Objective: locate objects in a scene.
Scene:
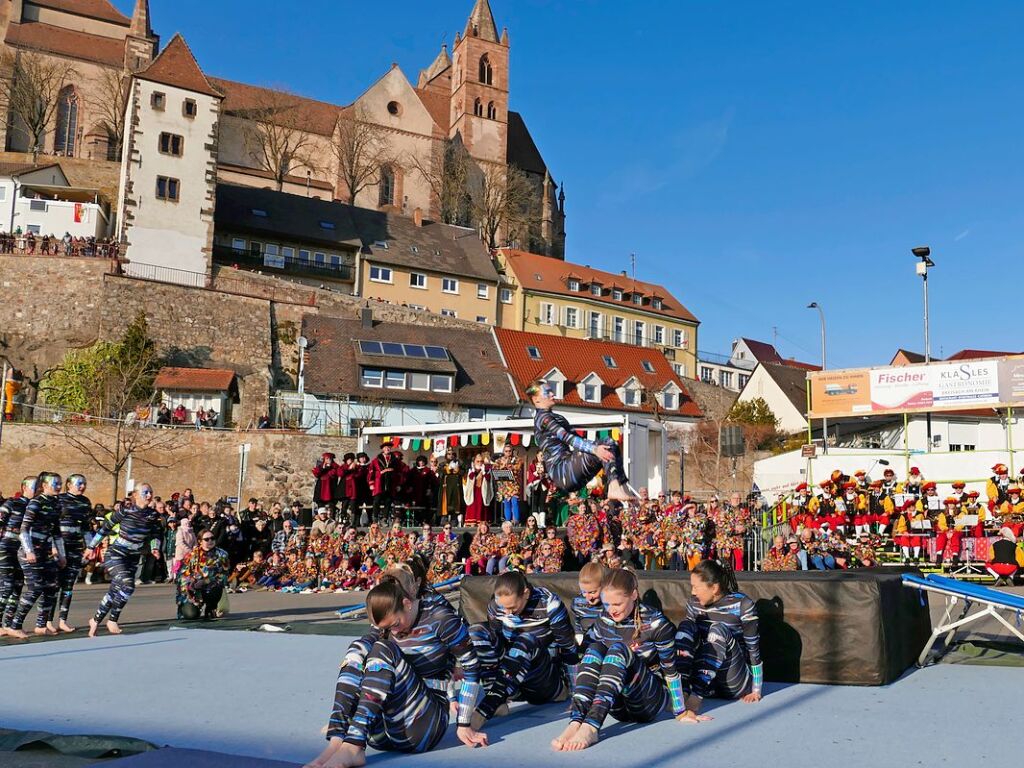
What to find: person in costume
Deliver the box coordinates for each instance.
[87,483,162,637]
[552,567,686,751]
[526,381,631,501]
[0,476,38,636]
[675,560,763,720]
[6,472,65,639]
[494,443,524,525]
[463,454,493,525]
[306,567,488,768]
[468,571,577,729]
[50,473,91,633]
[438,447,464,526]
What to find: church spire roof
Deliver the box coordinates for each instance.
[129,0,152,38]
[418,43,451,87]
[464,0,499,43]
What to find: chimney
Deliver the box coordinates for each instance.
[413,207,423,227]
[620,270,627,277]
[360,306,373,328]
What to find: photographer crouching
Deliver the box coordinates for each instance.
[176,529,231,621]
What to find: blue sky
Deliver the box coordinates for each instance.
[131,0,1024,369]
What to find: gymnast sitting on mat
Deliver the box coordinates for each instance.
[306,565,487,768]
[526,380,634,502]
[675,560,763,722]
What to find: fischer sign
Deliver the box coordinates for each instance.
[810,357,1017,418]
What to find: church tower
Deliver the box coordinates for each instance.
[449,0,508,167]
[124,0,160,72]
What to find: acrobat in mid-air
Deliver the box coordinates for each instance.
[526,380,635,502]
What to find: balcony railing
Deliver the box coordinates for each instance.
[213,245,354,282]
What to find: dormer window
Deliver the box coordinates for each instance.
[624,388,641,407]
[662,391,678,410]
[590,284,602,297]
[583,383,600,402]
[652,298,663,310]
[632,293,643,305]
[568,278,580,292]
[612,289,623,301]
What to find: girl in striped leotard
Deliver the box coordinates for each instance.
[307,566,488,768]
[675,559,763,722]
[553,568,687,752]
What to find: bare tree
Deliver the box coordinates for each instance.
[408,138,472,224]
[469,164,540,249]
[0,50,77,158]
[87,68,130,161]
[333,105,394,205]
[350,396,394,435]
[237,87,319,191]
[435,402,467,424]
[48,412,190,505]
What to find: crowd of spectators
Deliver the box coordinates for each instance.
[0,230,119,258]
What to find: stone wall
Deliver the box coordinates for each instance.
[0,423,356,506]
[0,256,490,428]
[0,256,274,425]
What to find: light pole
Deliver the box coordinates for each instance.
[808,302,827,454]
[913,246,935,449]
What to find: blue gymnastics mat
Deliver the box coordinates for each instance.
[2,628,1022,767]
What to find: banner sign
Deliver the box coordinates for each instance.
[808,355,1024,418]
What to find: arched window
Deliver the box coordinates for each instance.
[478,54,493,85]
[54,85,79,156]
[378,165,395,206]
[486,101,496,119]
[473,98,483,117]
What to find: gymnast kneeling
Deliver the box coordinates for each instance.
[305,566,487,768]
[468,571,579,728]
[553,568,687,751]
[675,560,763,723]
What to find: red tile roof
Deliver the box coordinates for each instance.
[495,328,702,418]
[500,249,699,325]
[212,77,340,136]
[4,21,126,67]
[945,349,1019,361]
[739,338,819,371]
[32,0,130,25]
[154,367,236,392]
[138,34,222,98]
[416,87,451,132]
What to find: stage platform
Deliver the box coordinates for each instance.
[1,628,1021,767]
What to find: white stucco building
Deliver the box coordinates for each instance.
[1,162,110,238]
[117,34,222,283]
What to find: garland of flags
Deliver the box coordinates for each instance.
[378,428,623,454]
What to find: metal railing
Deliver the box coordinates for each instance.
[121,260,208,288]
[213,245,355,282]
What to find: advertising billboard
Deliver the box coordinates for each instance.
[808,356,1024,418]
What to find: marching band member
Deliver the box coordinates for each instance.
[999,486,1024,537]
[893,499,925,564]
[880,467,898,499]
[868,480,894,536]
[987,463,1011,512]
[904,467,924,500]
[934,497,966,570]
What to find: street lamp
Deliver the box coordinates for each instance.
[913,246,935,449]
[808,302,827,454]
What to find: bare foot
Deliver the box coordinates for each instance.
[106,620,122,635]
[0,627,8,637]
[6,628,29,640]
[606,481,635,502]
[46,622,57,634]
[551,721,581,751]
[88,618,99,637]
[59,621,77,633]
[33,626,55,636]
[564,723,599,751]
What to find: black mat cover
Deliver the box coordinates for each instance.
[460,569,931,686]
